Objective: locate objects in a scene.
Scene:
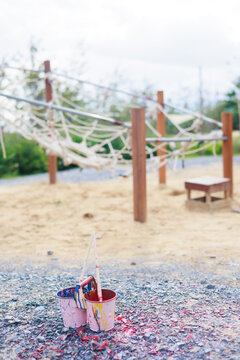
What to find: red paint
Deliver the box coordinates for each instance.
[124,328,135,336]
[82,336,89,341]
[97,340,109,350]
[59,335,68,341]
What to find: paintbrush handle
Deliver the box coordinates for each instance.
[79,233,94,283]
[93,233,102,302]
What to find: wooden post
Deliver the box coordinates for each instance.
[157,91,166,184]
[131,107,147,222]
[222,112,233,197]
[44,60,57,184]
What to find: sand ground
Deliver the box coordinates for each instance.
[0,163,239,267]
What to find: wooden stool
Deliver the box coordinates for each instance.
[185,176,231,210]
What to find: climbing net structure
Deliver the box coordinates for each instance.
[0,64,225,173]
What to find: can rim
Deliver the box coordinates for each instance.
[56,286,75,299]
[84,288,117,304]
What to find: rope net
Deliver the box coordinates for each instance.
[0,65,223,173]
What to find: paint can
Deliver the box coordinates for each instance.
[57,287,87,328]
[84,289,117,332]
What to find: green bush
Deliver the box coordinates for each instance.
[0,133,47,177]
[184,135,240,158]
[233,135,240,154]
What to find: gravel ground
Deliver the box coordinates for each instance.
[0,168,122,186]
[0,260,239,359]
[1,156,240,186]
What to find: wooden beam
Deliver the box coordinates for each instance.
[157,91,166,184]
[44,60,57,185]
[222,112,233,197]
[131,107,147,222]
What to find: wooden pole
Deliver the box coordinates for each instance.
[157,91,166,184]
[131,107,147,222]
[44,60,57,184]
[222,112,233,197]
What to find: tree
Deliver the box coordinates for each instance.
[205,78,240,130]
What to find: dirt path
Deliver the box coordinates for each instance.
[0,163,240,268]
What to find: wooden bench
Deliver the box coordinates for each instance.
[185,176,231,210]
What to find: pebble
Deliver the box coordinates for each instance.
[37,335,45,342]
[206,284,215,290]
[34,305,45,312]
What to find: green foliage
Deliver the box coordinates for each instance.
[205,79,240,131]
[183,135,240,158]
[233,134,240,154]
[0,133,47,177]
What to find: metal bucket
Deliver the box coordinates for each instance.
[84,289,117,332]
[57,287,87,328]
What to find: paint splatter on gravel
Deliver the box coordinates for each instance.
[0,261,239,359]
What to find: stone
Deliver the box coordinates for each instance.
[206,284,215,290]
[34,306,45,312]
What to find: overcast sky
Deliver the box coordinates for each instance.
[1,0,240,107]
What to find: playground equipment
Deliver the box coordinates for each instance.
[185,176,232,210]
[131,108,233,221]
[0,61,234,222]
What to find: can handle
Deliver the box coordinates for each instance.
[79,275,98,292]
[75,275,99,308]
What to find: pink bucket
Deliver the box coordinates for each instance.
[57,287,87,328]
[84,289,117,332]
